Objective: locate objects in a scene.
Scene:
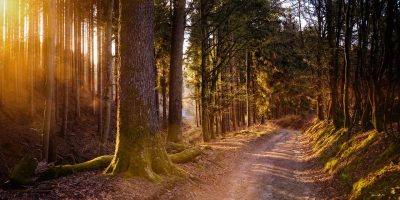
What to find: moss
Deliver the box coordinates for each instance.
[169,147,203,164]
[350,165,400,200]
[341,131,377,160]
[324,158,338,173]
[40,155,113,180]
[306,121,400,200]
[166,142,188,153]
[374,143,400,166]
[340,171,351,185]
[10,155,38,185]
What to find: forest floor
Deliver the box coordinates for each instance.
[0,122,339,200]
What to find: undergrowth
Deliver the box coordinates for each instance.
[305,121,400,200]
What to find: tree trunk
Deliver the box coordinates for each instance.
[105,0,181,180]
[168,0,186,143]
[200,0,210,142]
[246,50,252,127]
[62,0,71,137]
[343,0,353,128]
[100,0,115,154]
[43,0,57,163]
[327,0,342,127]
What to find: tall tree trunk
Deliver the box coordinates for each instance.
[246,50,252,127]
[97,27,103,137]
[167,0,186,143]
[161,65,167,128]
[43,0,57,163]
[74,8,81,119]
[105,0,180,180]
[62,0,71,137]
[200,0,210,142]
[100,0,115,154]
[326,0,342,128]
[343,0,353,128]
[0,0,4,107]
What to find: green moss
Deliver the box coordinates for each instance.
[324,158,338,172]
[340,171,351,184]
[341,131,377,159]
[374,143,400,166]
[166,142,188,153]
[306,121,400,200]
[169,147,203,164]
[350,165,400,200]
[40,155,113,180]
[10,155,38,185]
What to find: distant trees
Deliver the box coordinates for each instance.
[307,0,400,133]
[185,0,309,139]
[0,0,121,162]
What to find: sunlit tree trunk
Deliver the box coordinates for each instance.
[62,0,71,137]
[76,10,82,119]
[97,26,103,138]
[43,0,57,162]
[100,0,115,154]
[0,0,4,107]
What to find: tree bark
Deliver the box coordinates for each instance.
[43,0,57,163]
[343,0,353,128]
[100,0,115,154]
[168,0,186,143]
[200,0,210,142]
[105,0,181,180]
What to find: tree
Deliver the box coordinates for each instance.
[43,0,57,163]
[105,0,180,180]
[100,0,115,155]
[167,0,186,143]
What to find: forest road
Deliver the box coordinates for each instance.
[207,129,323,200]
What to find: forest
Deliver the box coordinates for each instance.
[0,0,399,199]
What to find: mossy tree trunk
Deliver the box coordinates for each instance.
[105,0,180,180]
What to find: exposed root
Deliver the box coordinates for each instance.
[169,147,203,164]
[34,145,203,181]
[166,142,188,153]
[39,155,113,180]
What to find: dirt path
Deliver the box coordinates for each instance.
[224,129,320,200]
[172,128,329,200]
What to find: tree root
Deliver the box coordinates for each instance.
[11,146,204,183]
[39,155,113,180]
[168,147,203,164]
[166,142,188,153]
